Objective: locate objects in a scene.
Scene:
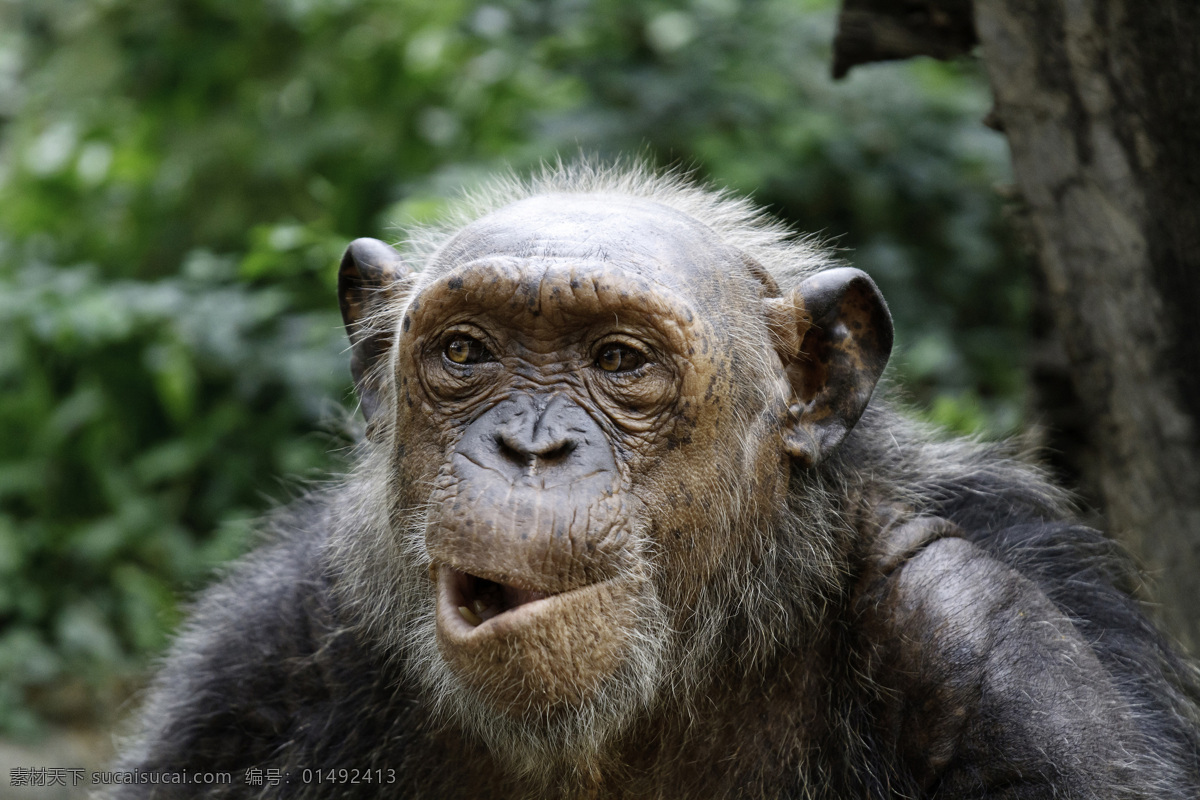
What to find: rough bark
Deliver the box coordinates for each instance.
[972,0,1200,652]
[833,0,1200,651]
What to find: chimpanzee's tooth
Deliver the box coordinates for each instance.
[458,605,482,626]
[472,599,488,616]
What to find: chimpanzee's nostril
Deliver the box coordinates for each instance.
[495,432,530,466]
[537,440,576,463]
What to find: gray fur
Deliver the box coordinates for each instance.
[104,162,1200,799]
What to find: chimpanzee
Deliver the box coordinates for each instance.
[106,163,1200,799]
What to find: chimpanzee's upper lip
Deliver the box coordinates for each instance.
[436,564,558,630]
[434,564,618,640]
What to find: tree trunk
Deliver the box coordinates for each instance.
[971,0,1200,652]
[832,0,1200,651]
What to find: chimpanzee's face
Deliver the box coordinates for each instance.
[389,195,791,715]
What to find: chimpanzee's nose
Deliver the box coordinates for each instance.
[456,393,613,482]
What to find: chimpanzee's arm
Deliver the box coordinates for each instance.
[858,519,1187,798]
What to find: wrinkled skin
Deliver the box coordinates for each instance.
[105,178,1200,800]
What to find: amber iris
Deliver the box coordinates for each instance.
[596,344,644,372]
[445,336,490,364]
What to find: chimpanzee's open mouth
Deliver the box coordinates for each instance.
[438,565,553,628]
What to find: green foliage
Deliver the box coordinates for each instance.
[0,255,351,733]
[0,0,1027,732]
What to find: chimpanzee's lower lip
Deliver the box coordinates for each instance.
[433,565,639,710]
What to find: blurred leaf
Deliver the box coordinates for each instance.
[57,603,122,664]
[113,565,177,653]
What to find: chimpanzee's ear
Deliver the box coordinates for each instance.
[338,238,413,423]
[765,268,893,467]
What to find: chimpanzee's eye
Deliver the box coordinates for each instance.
[444,335,491,365]
[595,343,646,373]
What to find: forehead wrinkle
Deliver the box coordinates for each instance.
[417,258,700,345]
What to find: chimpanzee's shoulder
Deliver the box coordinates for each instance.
[850,509,1200,797]
[111,500,414,784]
